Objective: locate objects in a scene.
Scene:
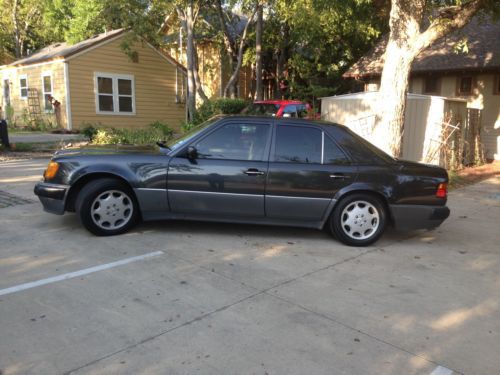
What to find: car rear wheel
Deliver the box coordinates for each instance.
[76,178,139,236]
[329,193,387,247]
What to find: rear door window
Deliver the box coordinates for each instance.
[274,126,321,163]
[323,135,350,164]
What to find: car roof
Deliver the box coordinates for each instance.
[253,100,305,105]
[217,115,344,128]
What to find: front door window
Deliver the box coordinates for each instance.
[194,123,270,161]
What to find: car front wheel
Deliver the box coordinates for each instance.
[329,193,387,247]
[76,178,139,236]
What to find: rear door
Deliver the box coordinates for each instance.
[167,119,272,218]
[265,124,357,221]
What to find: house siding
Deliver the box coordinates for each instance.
[409,73,500,160]
[68,36,186,130]
[1,61,68,128]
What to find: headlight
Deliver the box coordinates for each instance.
[44,161,59,180]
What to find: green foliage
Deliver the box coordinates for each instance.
[81,124,99,141]
[11,143,34,152]
[84,121,174,145]
[193,98,247,125]
[5,105,15,127]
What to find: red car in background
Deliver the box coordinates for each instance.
[243,100,318,119]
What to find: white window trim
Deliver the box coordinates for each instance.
[41,71,53,113]
[94,72,136,115]
[19,74,28,100]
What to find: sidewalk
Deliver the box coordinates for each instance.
[9,133,86,144]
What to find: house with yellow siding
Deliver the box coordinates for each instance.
[161,13,253,101]
[0,29,187,131]
[343,16,500,161]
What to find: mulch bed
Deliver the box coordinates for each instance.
[449,161,500,189]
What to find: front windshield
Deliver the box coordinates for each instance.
[167,118,217,152]
[243,103,280,116]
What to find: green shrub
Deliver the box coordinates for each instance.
[181,120,198,133]
[85,121,174,145]
[5,105,15,127]
[149,121,174,139]
[192,98,248,126]
[81,123,100,141]
[215,98,247,114]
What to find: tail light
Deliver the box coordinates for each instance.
[436,183,447,198]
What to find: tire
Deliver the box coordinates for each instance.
[329,193,387,247]
[75,178,139,236]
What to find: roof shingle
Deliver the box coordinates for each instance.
[344,16,500,78]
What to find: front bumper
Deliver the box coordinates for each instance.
[390,204,450,231]
[34,182,69,215]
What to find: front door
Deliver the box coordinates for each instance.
[168,120,272,218]
[266,124,357,221]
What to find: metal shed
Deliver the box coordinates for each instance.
[321,91,468,165]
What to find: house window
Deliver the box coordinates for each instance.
[42,72,53,112]
[19,74,28,99]
[423,76,440,94]
[457,76,474,96]
[95,73,135,114]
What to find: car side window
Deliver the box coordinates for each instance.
[297,105,309,118]
[194,123,270,161]
[282,105,297,117]
[323,135,350,165]
[275,126,321,163]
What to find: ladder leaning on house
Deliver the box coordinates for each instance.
[27,88,42,127]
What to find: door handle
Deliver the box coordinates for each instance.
[244,168,265,176]
[330,173,350,180]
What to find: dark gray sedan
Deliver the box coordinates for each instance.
[34,116,450,246]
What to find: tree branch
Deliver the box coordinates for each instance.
[223,5,257,97]
[416,0,485,51]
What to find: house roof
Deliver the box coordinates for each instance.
[344,16,500,78]
[3,29,127,68]
[2,29,186,73]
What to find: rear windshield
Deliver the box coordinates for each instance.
[243,103,280,116]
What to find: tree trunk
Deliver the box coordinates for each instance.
[373,42,415,156]
[12,0,21,58]
[274,23,289,99]
[177,4,200,121]
[255,4,263,101]
[374,0,485,157]
[193,41,209,103]
[223,7,256,98]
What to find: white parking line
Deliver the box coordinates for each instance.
[0,251,164,297]
[430,365,454,375]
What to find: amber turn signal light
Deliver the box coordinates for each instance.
[44,161,59,180]
[436,183,447,198]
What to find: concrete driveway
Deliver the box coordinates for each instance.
[0,158,499,375]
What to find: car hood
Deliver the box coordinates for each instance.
[53,144,165,157]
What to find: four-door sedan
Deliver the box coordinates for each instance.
[34,116,450,246]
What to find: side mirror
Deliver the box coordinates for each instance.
[186,146,198,160]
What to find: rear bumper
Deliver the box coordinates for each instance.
[389,204,450,230]
[34,182,68,215]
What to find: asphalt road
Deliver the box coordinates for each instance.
[0,158,499,375]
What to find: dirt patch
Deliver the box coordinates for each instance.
[449,161,500,189]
